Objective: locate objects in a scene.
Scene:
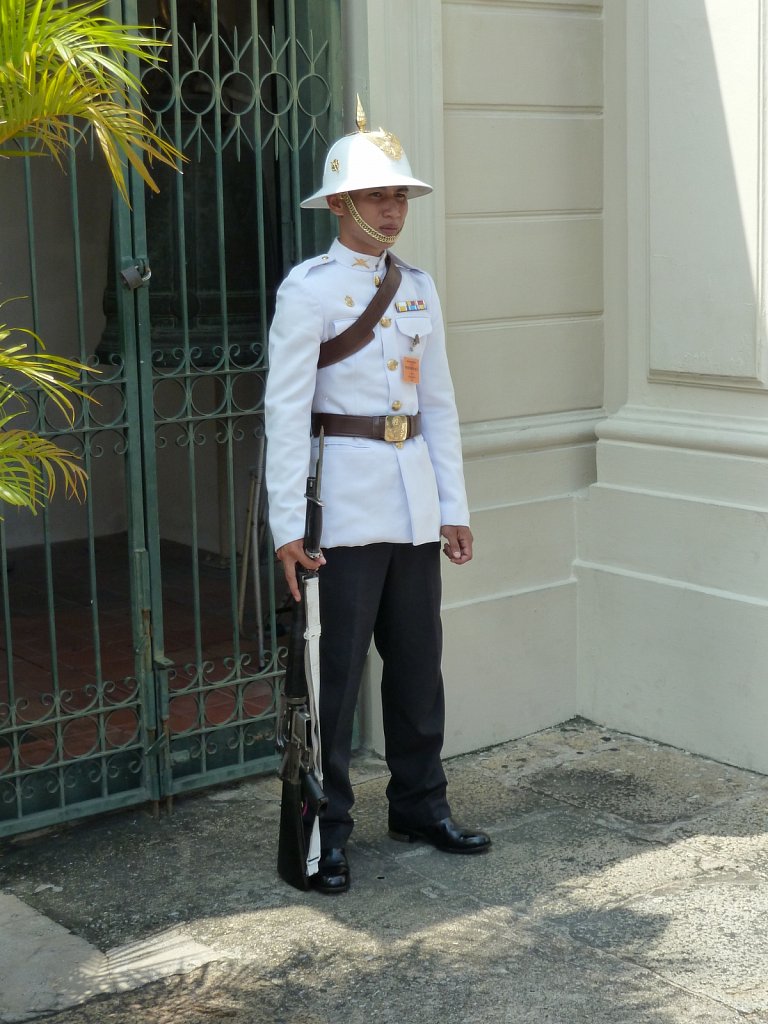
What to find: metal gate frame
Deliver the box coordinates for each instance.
[0,0,341,838]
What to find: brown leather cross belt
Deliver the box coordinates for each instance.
[311,412,422,444]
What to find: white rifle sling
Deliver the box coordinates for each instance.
[303,572,323,876]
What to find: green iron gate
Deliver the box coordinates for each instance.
[0,0,341,838]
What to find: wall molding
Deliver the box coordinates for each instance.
[442,575,575,612]
[577,558,768,609]
[596,404,768,457]
[462,408,603,458]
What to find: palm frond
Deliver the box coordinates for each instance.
[0,343,93,421]
[0,301,96,514]
[0,426,87,513]
[0,304,96,421]
[12,0,160,88]
[0,0,184,200]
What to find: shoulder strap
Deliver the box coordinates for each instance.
[317,254,402,369]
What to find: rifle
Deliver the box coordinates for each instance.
[276,433,327,889]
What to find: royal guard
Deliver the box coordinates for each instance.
[266,101,490,894]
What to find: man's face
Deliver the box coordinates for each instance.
[328,186,409,255]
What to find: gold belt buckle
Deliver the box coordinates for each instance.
[384,415,408,443]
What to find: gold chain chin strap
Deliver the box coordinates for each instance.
[341,192,401,245]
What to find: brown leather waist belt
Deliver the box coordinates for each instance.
[311,412,422,444]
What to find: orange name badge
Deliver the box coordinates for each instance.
[402,355,420,384]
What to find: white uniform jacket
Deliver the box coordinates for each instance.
[265,239,469,551]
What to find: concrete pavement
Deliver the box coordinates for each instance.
[2,717,768,1023]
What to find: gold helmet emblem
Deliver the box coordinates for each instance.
[356,96,403,162]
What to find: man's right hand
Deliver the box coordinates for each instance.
[276,539,327,602]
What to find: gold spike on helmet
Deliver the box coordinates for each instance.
[300,97,432,209]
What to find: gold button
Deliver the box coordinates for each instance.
[387,359,399,371]
[374,274,381,287]
[380,316,391,328]
[391,400,402,411]
[345,295,354,307]
[395,442,404,449]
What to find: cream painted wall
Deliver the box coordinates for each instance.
[356,0,605,757]
[442,0,604,754]
[579,0,768,774]
[350,0,768,776]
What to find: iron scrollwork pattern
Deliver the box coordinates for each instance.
[0,0,341,836]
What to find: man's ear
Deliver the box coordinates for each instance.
[326,194,344,218]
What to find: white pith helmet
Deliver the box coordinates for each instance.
[300,98,432,209]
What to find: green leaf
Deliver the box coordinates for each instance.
[0,0,184,201]
[0,427,88,514]
[0,300,97,514]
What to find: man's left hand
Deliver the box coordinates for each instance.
[441,525,473,565]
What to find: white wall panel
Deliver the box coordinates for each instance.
[443,4,602,108]
[578,565,768,774]
[518,0,602,6]
[445,112,603,216]
[441,585,578,757]
[647,0,764,383]
[446,217,603,322]
[580,485,768,601]
[442,498,577,607]
[597,442,768,511]
[464,444,597,510]
[450,318,603,421]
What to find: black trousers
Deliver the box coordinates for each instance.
[318,542,450,847]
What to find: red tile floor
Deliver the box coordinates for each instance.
[0,534,282,773]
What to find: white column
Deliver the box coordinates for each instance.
[341,0,447,290]
[582,0,768,773]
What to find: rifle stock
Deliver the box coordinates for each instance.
[277,697,325,888]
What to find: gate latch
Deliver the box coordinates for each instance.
[145,731,168,758]
[120,260,152,291]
